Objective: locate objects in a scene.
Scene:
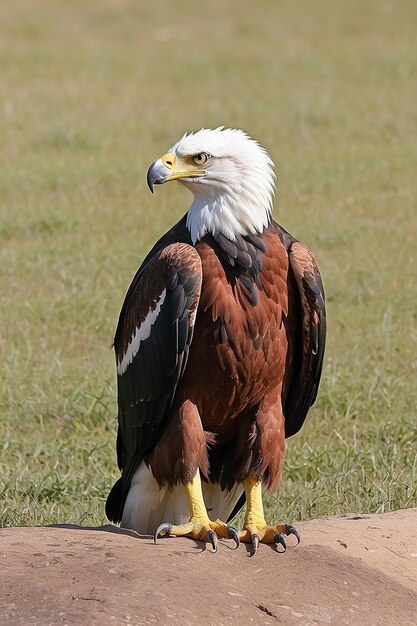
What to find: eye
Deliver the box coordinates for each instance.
[193,152,210,165]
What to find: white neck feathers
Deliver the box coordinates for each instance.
[186,177,274,244]
[172,128,276,244]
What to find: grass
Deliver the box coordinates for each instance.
[1,0,416,528]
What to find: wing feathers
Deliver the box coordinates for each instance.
[106,243,202,523]
[117,288,167,375]
[284,240,326,438]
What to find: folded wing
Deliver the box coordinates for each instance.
[106,243,202,522]
[283,240,327,438]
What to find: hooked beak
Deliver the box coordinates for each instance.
[146,152,207,193]
[146,158,172,193]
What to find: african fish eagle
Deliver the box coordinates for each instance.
[106,127,326,553]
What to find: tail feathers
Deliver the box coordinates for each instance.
[203,481,244,523]
[120,462,245,534]
[121,463,189,534]
[105,477,123,523]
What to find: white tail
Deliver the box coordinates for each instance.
[121,462,244,534]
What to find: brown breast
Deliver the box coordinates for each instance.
[176,231,290,438]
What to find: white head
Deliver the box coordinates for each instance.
[146,127,276,244]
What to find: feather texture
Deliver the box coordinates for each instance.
[106,128,326,533]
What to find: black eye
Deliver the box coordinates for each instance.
[193,152,210,165]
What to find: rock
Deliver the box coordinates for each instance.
[0,509,416,625]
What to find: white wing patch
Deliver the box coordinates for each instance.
[117,288,167,375]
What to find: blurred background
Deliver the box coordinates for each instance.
[1,0,416,526]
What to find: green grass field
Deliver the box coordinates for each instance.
[1,0,416,528]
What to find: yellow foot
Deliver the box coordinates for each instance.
[239,523,300,553]
[154,518,240,552]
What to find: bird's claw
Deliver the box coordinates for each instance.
[153,519,236,552]
[274,532,287,551]
[207,529,218,553]
[239,521,301,554]
[154,522,173,543]
[284,523,301,545]
[251,533,260,554]
[227,525,240,549]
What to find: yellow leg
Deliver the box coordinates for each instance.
[239,477,300,553]
[154,470,239,551]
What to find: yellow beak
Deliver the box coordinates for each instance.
[147,152,207,192]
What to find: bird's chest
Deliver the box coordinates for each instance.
[182,236,289,428]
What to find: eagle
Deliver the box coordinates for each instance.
[106,127,326,553]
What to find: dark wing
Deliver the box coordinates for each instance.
[283,240,326,438]
[105,242,202,523]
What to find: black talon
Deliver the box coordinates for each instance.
[251,533,259,555]
[227,525,240,549]
[274,532,287,552]
[154,522,173,544]
[284,524,301,545]
[207,530,218,553]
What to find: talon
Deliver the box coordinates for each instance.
[154,522,172,544]
[285,524,301,545]
[227,525,240,549]
[274,532,287,552]
[251,533,260,555]
[207,529,218,553]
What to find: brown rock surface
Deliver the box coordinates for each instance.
[0,509,416,625]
